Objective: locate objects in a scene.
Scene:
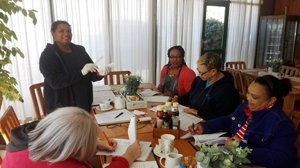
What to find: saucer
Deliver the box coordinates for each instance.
[96,105,113,111]
[153,144,178,158]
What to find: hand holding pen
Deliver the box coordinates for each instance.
[188,123,203,135]
[98,132,117,151]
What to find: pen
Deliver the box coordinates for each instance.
[192,123,196,133]
[114,112,124,119]
[103,132,113,147]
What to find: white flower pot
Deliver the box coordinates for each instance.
[272,72,279,76]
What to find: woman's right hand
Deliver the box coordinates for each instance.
[157,84,164,93]
[81,63,98,76]
[121,140,142,166]
[188,124,203,135]
[171,95,178,103]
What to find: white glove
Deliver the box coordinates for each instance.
[97,66,112,76]
[81,63,98,76]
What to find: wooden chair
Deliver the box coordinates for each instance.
[0,106,20,144]
[226,68,246,103]
[242,73,256,95]
[104,71,131,85]
[225,61,247,69]
[290,110,300,155]
[280,65,298,76]
[294,65,300,77]
[29,82,45,120]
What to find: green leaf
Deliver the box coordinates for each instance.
[4,34,12,41]
[21,9,27,16]
[11,30,17,40]
[28,10,35,19]
[2,37,6,45]
[12,48,17,56]
[33,18,37,25]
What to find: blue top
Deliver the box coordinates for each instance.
[200,102,299,168]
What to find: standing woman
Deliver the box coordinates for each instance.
[158,46,196,97]
[39,20,111,114]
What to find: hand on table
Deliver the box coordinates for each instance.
[169,95,178,103]
[121,140,142,165]
[97,66,112,76]
[97,138,117,151]
[188,123,203,135]
[157,84,164,93]
[183,108,198,116]
[164,91,173,97]
[225,136,241,150]
[81,63,98,76]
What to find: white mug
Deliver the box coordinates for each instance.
[159,134,175,154]
[160,153,183,168]
[99,101,110,110]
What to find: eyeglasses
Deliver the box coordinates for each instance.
[169,56,182,59]
[199,69,211,76]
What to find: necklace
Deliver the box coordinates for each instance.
[168,67,181,77]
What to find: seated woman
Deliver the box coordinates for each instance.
[189,75,299,167]
[158,46,196,97]
[171,52,239,120]
[2,107,141,168]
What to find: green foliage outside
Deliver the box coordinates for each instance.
[0,0,37,102]
[204,18,224,50]
[124,75,142,95]
[195,141,252,168]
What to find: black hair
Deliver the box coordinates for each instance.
[51,20,71,32]
[254,75,292,101]
[166,45,187,66]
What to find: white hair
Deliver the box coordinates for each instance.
[28,107,97,163]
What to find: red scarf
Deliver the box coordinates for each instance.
[236,103,275,140]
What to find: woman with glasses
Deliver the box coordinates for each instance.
[158,46,196,97]
[171,52,239,120]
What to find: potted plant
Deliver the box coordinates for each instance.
[0,0,37,107]
[195,141,252,168]
[124,75,142,101]
[271,58,283,76]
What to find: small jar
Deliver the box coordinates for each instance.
[162,108,169,123]
[156,105,164,119]
[165,102,172,118]
[172,102,179,116]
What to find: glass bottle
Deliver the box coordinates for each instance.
[171,102,179,116]
[156,105,164,119]
[165,102,172,118]
[162,108,169,129]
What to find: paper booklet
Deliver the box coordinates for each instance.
[95,56,115,69]
[181,132,228,145]
[94,109,135,126]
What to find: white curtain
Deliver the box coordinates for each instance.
[155,0,204,85]
[225,0,260,68]
[0,0,52,122]
[52,0,155,84]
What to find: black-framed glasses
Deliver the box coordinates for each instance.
[199,69,211,76]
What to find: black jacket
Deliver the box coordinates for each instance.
[39,42,102,114]
[178,71,239,120]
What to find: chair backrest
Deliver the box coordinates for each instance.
[225,61,247,69]
[295,65,300,77]
[0,106,20,144]
[104,71,131,85]
[226,68,245,94]
[280,65,298,76]
[29,82,45,120]
[241,73,257,95]
[290,110,300,155]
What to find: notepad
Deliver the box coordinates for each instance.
[94,109,135,125]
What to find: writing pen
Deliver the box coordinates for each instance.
[103,132,113,147]
[114,112,124,119]
[192,123,196,133]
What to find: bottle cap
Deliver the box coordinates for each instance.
[165,102,171,107]
[173,102,179,107]
[163,108,168,112]
[157,105,164,111]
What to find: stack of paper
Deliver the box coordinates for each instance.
[95,109,135,126]
[139,89,161,97]
[181,132,228,145]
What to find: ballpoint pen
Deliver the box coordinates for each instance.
[192,123,196,133]
[114,112,124,119]
[103,132,113,147]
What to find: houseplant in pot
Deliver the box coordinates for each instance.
[124,75,142,101]
[271,58,283,76]
[195,141,252,168]
[0,0,37,107]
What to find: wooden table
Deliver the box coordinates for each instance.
[91,83,196,167]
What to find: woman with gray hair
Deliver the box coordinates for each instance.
[2,107,141,168]
[171,52,239,120]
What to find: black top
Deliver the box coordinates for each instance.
[39,42,103,114]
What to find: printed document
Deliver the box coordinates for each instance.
[92,90,115,105]
[94,109,135,125]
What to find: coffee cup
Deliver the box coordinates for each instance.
[99,101,110,110]
[159,134,175,154]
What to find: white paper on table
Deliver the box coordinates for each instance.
[128,115,137,143]
[92,90,115,105]
[94,109,135,125]
[103,161,158,168]
[193,132,227,143]
[93,85,111,91]
[293,85,300,90]
[139,89,161,97]
[179,112,203,131]
[142,96,169,102]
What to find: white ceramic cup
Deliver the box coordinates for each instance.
[160,153,183,168]
[99,101,110,110]
[159,134,175,154]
